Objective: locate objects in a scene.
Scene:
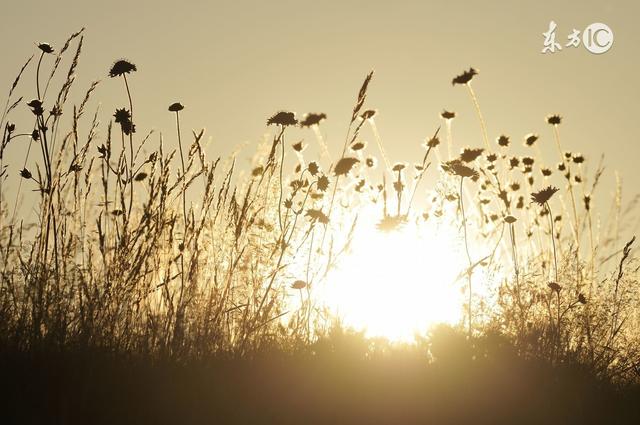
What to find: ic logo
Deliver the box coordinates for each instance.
[542,21,614,55]
[582,23,614,54]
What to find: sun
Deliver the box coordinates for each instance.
[317,210,466,342]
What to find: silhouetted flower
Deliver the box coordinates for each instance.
[291,280,307,290]
[109,60,137,78]
[37,43,54,54]
[442,159,479,179]
[426,136,440,148]
[510,182,521,191]
[541,168,552,177]
[557,162,566,171]
[365,156,377,168]
[452,67,478,85]
[113,108,135,135]
[267,111,297,127]
[300,112,326,127]
[317,175,330,192]
[522,157,534,166]
[19,168,32,179]
[31,129,40,141]
[578,293,587,304]
[360,109,377,120]
[350,141,366,151]
[441,110,456,120]
[486,153,498,162]
[572,154,584,164]
[306,208,329,225]
[292,141,305,152]
[524,133,538,146]
[168,102,184,112]
[308,161,319,176]
[459,148,483,162]
[531,186,559,206]
[546,114,562,125]
[114,108,131,124]
[392,163,406,172]
[509,157,520,169]
[27,99,44,116]
[497,135,510,147]
[334,157,359,176]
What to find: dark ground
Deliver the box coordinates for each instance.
[1,331,639,425]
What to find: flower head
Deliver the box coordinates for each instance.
[300,112,327,127]
[531,186,559,206]
[392,163,406,172]
[37,43,54,54]
[442,159,479,179]
[317,175,330,192]
[267,111,297,127]
[113,108,135,135]
[19,168,32,179]
[452,67,478,85]
[292,141,305,152]
[459,147,484,163]
[441,110,456,120]
[350,141,366,151]
[497,135,510,147]
[27,99,44,116]
[109,59,137,78]
[360,109,377,120]
[308,161,319,176]
[546,114,562,125]
[114,108,131,124]
[168,102,184,112]
[425,136,440,148]
[524,133,538,146]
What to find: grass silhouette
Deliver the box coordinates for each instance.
[0,31,639,423]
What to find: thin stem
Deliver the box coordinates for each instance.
[122,74,135,218]
[466,84,490,151]
[36,52,44,100]
[459,176,473,337]
[370,119,392,173]
[552,125,579,245]
[175,111,187,229]
[546,202,558,282]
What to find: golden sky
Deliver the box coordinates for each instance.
[1,0,638,229]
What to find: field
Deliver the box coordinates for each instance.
[0,30,639,424]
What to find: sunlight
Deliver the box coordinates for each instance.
[319,211,465,342]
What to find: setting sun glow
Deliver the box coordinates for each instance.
[319,212,465,342]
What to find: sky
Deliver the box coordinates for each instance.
[1,0,639,231]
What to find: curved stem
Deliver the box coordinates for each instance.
[36,52,44,100]
[546,202,558,282]
[466,84,490,151]
[460,176,473,336]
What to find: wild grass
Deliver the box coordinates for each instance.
[0,30,639,401]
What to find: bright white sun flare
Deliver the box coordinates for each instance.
[318,212,466,342]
